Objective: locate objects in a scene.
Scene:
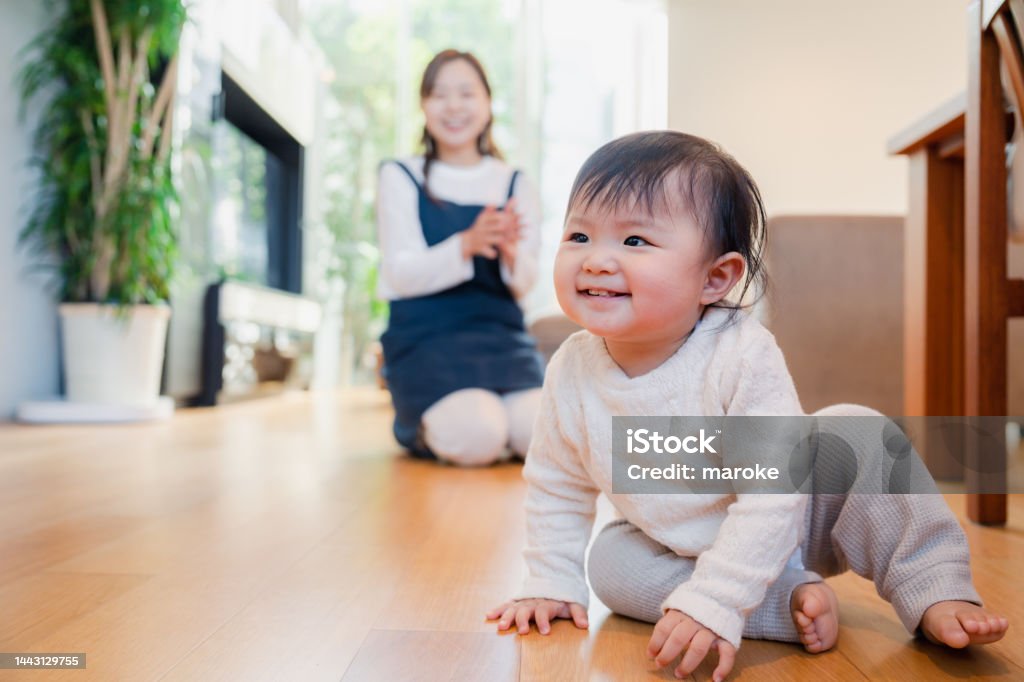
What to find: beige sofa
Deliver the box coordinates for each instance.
[765,214,1024,417]
[764,215,905,415]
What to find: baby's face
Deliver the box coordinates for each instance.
[554,195,713,347]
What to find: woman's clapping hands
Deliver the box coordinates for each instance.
[461,198,522,261]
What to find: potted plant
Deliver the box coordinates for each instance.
[19,0,187,406]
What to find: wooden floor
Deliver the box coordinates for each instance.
[0,387,1021,681]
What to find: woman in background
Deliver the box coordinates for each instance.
[376,49,544,465]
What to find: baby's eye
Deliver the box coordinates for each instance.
[567,232,589,243]
[624,235,649,247]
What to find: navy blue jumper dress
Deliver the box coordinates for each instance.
[380,161,545,458]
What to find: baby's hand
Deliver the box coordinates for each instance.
[486,598,588,635]
[648,609,736,681]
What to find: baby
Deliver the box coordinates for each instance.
[487,131,1008,680]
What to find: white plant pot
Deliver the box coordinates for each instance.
[59,303,171,406]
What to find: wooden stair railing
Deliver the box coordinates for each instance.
[965,0,1024,524]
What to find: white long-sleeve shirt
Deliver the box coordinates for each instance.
[375,155,541,301]
[516,307,808,649]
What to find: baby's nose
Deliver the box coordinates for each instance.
[582,250,619,274]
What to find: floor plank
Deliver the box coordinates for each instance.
[160,542,400,682]
[341,630,519,682]
[0,572,150,653]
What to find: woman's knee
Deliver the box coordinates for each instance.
[422,389,509,466]
[503,388,542,456]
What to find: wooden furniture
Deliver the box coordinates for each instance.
[891,0,1024,525]
[965,0,1024,524]
[888,98,974,487]
[888,94,966,428]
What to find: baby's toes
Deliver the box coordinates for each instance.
[794,611,813,628]
[959,616,981,634]
[938,615,970,648]
[806,640,825,653]
[963,614,990,636]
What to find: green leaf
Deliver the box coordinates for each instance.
[17,0,187,307]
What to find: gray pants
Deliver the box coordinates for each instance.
[587,404,982,643]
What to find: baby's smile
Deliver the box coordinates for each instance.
[581,287,629,298]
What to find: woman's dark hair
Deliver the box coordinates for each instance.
[566,131,768,320]
[419,49,503,197]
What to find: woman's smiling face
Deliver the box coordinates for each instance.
[421,58,491,159]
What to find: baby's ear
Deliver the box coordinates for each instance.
[700,252,745,305]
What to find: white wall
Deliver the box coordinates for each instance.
[668,0,966,215]
[0,3,58,418]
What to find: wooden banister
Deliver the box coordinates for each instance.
[992,10,1024,112]
[966,0,1014,524]
[983,0,1010,30]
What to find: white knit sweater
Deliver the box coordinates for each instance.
[516,307,807,648]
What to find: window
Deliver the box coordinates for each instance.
[211,121,270,284]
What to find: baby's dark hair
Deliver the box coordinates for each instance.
[566,131,768,319]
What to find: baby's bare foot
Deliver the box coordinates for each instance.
[920,601,1009,648]
[791,582,840,653]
